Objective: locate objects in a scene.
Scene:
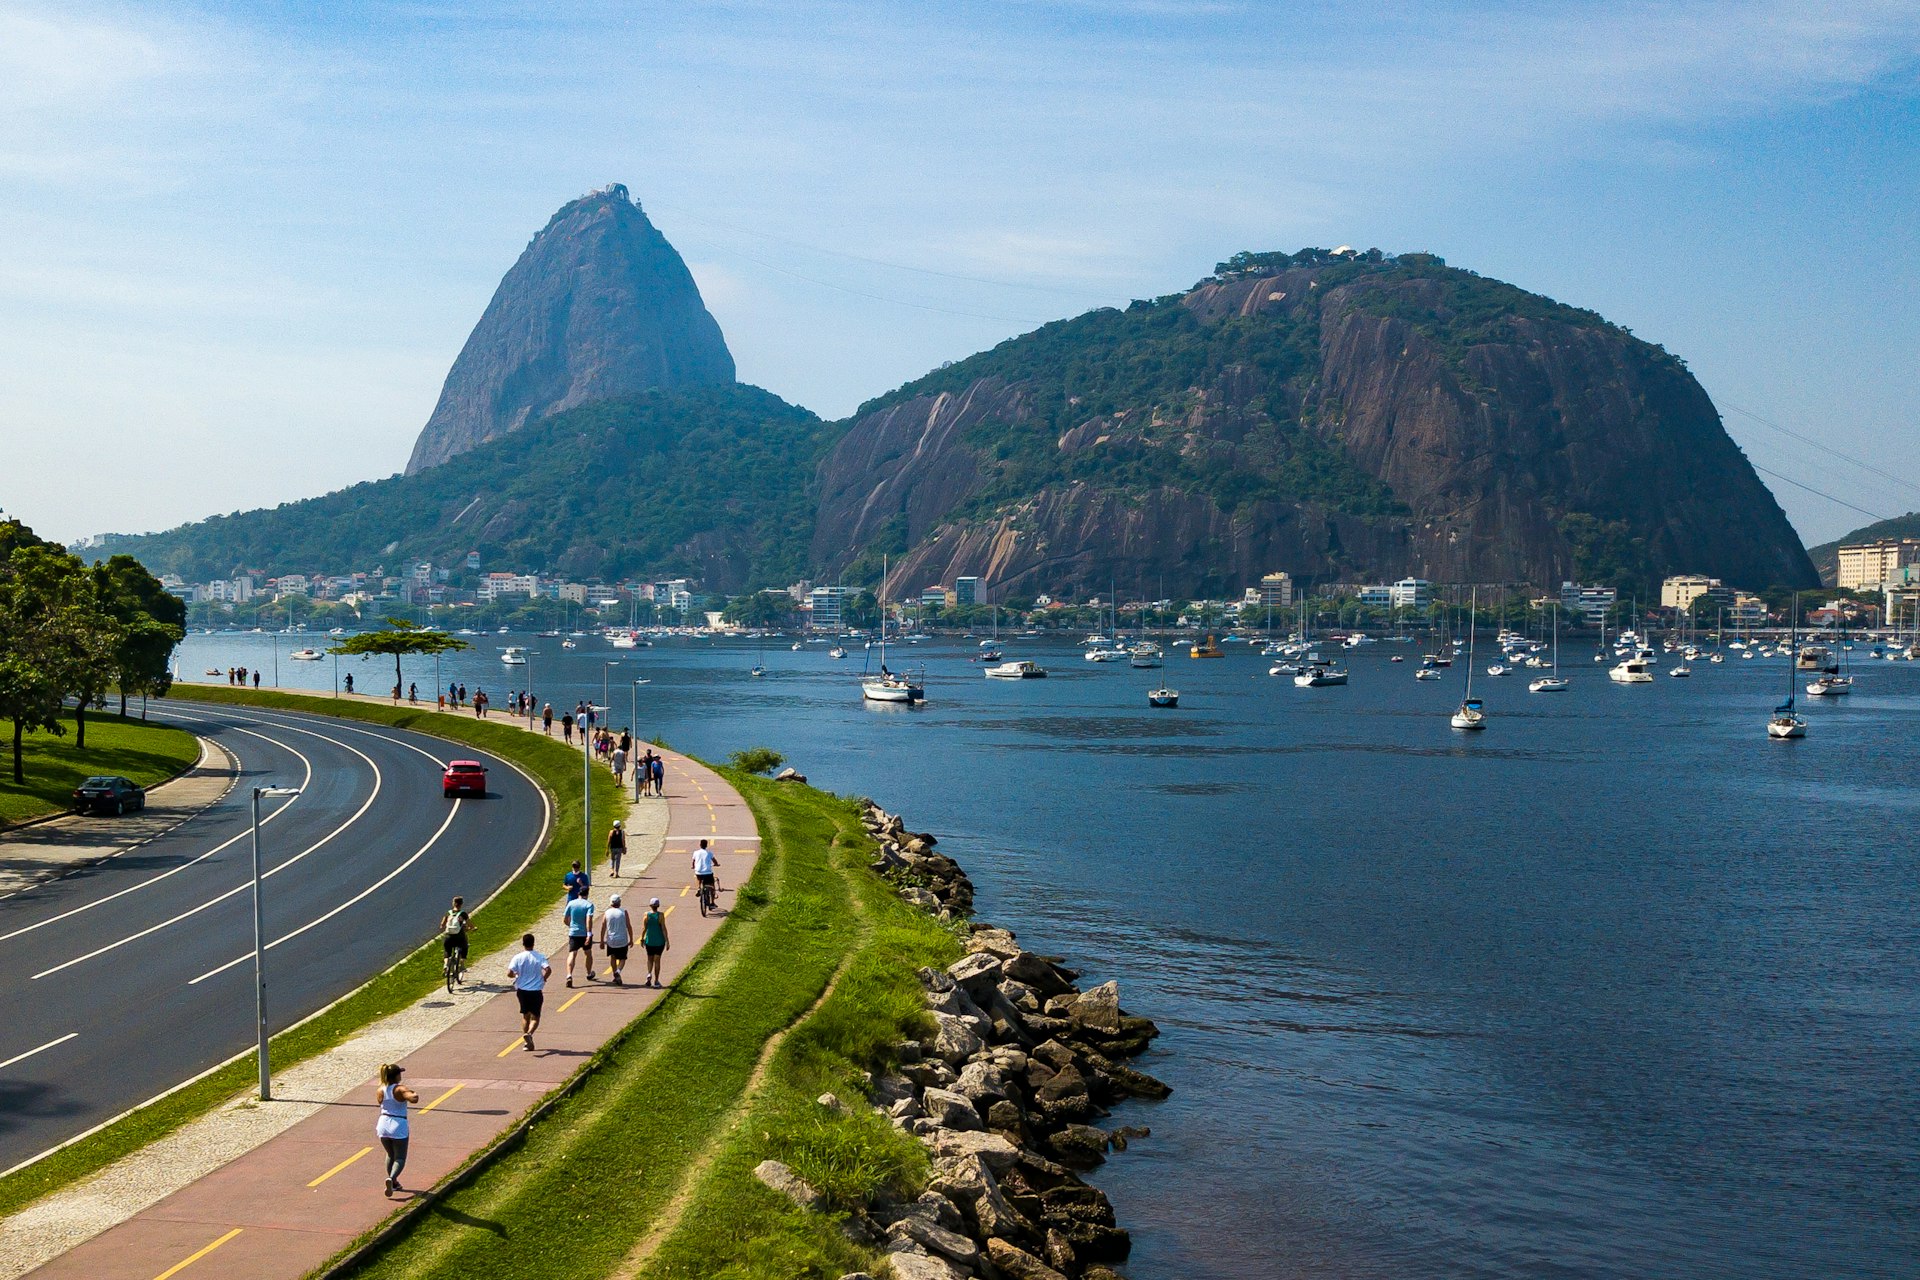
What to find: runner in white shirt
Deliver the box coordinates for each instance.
[506,933,551,1051]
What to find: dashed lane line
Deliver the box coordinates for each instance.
[0,1031,79,1072]
[151,1227,241,1280]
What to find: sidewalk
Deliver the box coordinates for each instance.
[9,697,759,1280]
[0,735,237,898]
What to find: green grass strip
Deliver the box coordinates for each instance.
[0,686,619,1221]
[0,711,200,826]
[331,776,963,1280]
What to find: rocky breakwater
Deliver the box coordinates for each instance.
[860,801,1170,1280]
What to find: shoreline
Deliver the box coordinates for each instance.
[853,800,1169,1280]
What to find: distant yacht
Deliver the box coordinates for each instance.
[501,646,528,666]
[985,659,1047,679]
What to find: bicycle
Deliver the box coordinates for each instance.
[444,942,466,993]
[697,877,719,917]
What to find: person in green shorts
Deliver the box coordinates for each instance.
[641,896,669,988]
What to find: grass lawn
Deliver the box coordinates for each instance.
[334,773,961,1280]
[0,687,621,1221]
[0,711,200,827]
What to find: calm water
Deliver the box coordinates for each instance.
[178,631,1920,1279]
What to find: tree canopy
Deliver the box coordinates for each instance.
[329,618,472,699]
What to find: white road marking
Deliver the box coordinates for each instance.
[188,797,464,985]
[29,725,384,981]
[0,1031,79,1072]
[0,725,311,944]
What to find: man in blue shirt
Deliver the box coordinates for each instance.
[563,892,596,986]
[563,861,590,901]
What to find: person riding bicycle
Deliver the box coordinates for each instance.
[441,896,472,970]
[691,839,719,907]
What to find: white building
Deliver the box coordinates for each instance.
[1836,539,1920,591]
[1257,572,1294,607]
[1390,577,1432,610]
[1661,574,1730,611]
[808,585,846,631]
[1560,581,1617,625]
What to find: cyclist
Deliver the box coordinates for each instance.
[691,839,719,913]
[440,896,472,984]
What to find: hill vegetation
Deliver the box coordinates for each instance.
[101,385,832,591]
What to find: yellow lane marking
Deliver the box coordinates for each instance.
[306,1146,372,1188]
[557,990,586,1013]
[664,905,675,916]
[497,1037,524,1058]
[420,1083,464,1113]
[679,884,689,897]
[154,1228,242,1279]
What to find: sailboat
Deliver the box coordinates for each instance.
[750,630,766,678]
[1452,589,1488,729]
[1769,594,1807,738]
[1529,609,1569,692]
[861,558,924,704]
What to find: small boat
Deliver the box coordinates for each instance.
[1451,589,1487,728]
[328,627,346,636]
[1609,651,1655,684]
[1415,668,1443,681]
[1128,643,1162,669]
[1528,676,1570,692]
[1147,687,1179,708]
[985,659,1047,679]
[750,665,766,678]
[1269,661,1302,676]
[1294,665,1348,687]
[1806,674,1852,696]
[975,646,1004,662]
[829,646,847,659]
[1451,697,1487,730]
[1668,663,1691,678]
[561,639,578,650]
[1084,646,1127,662]
[1486,664,1509,677]
[203,668,223,676]
[288,648,323,661]
[791,641,803,650]
[1190,636,1224,659]
[1389,654,1404,663]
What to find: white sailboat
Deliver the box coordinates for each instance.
[1451,589,1488,729]
[1529,609,1569,692]
[1769,595,1807,738]
[861,558,923,703]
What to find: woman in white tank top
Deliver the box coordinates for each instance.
[374,1062,419,1197]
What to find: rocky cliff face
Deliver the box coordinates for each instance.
[814,254,1816,598]
[405,184,734,474]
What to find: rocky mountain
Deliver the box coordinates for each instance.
[814,249,1818,599]
[105,385,829,591]
[405,184,735,474]
[1807,513,1920,585]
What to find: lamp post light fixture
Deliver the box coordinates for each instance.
[250,785,302,1101]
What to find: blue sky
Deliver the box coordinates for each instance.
[2,0,1916,548]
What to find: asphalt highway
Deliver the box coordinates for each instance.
[0,700,549,1173]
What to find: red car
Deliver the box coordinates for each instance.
[442,760,487,798]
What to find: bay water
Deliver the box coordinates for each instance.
[177,631,1920,1278]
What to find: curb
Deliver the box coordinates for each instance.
[0,727,222,838]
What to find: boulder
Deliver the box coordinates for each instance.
[899,887,941,912]
[946,952,1005,1003]
[954,1061,1009,1106]
[932,1013,986,1065]
[753,1159,825,1211]
[985,1238,1070,1280]
[931,1128,1021,1173]
[1005,951,1074,996]
[966,927,1022,960]
[1067,981,1123,1032]
[883,1248,965,1280]
[1047,1124,1110,1167]
[773,767,807,783]
[921,1087,982,1131]
[1044,1228,1077,1273]
[887,1216,979,1266]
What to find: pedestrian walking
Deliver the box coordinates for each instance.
[651,753,665,797]
[409,682,418,703]
[344,672,354,694]
[474,690,487,718]
[226,666,235,685]
[507,934,551,1051]
[561,711,574,743]
[563,891,595,985]
[252,670,261,688]
[599,894,633,986]
[641,896,668,987]
[563,859,590,901]
[611,743,627,784]
[543,703,553,735]
[618,729,632,756]
[374,1063,419,1197]
[607,821,625,877]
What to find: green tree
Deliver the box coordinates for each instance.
[91,554,187,718]
[721,592,798,628]
[0,543,121,779]
[328,618,471,701]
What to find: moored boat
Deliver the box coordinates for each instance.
[1147,687,1179,707]
[985,660,1047,679]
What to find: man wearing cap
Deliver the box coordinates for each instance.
[599,893,634,985]
[641,896,669,988]
[606,820,626,878]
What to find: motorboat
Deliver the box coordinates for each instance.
[1806,674,1852,696]
[1294,665,1348,687]
[1609,650,1655,683]
[1190,636,1225,659]
[1486,664,1509,677]
[1389,654,1404,663]
[289,648,323,661]
[1147,687,1179,708]
[1084,646,1128,662]
[1269,661,1302,676]
[501,646,528,666]
[1128,643,1163,669]
[1415,668,1443,681]
[609,632,638,649]
[1451,697,1487,730]
[985,660,1047,679]
[975,646,1004,662]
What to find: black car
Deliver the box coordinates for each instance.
[72,776,146,815]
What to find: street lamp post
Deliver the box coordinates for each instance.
[526,652,539,729]
[631,680,643,802]
[582,703,603,880]
[250,785,302,1101]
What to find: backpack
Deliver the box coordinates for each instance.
[443,910,466,937]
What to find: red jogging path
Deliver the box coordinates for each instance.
[23,746,758,1280]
